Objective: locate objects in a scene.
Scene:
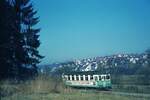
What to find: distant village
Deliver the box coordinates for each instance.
[39,52,149,75]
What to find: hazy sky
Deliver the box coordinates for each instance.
[34,0,150,64]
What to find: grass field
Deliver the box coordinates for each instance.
[1,75,150,100]
[1,89,149,100]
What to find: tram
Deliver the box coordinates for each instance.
[62,71,112,89]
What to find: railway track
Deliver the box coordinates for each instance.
[74,88,150,98]
[98,90,150,98]
[111,91,150,98]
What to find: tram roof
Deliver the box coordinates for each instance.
[63,71,110,75]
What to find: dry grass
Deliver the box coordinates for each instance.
[1,90,149,100]
[113,84,150,94]
[0,75,149,100]
[0,75,71,96]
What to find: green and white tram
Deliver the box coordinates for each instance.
[62,71,112,89]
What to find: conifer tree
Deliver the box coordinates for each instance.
[11,0,43,77]
[0,0,16,79]
[0,0,43,79]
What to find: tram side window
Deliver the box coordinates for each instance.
[72,75,74,80]
[80,76,83,81]
[90,76,93,80]
[76,76,79,80]
[106,75,110,79]
[68,76,70,80]
[94,76,98,81]
[85,76,88,81]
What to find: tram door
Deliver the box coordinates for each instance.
[101,75,105,81]
[101,75,106,87]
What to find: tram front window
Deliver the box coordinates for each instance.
[90,76,93,80]
[106,75,110,79]
[102,76,105,80]
[99,76,101,80]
